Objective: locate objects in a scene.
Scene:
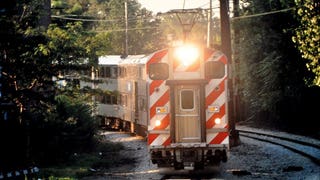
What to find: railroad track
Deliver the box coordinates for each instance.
[238,128,320,166]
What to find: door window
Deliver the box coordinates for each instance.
[180,90,194,110]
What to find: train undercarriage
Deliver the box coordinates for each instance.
[98,116,147,137]
[150,145,228,170]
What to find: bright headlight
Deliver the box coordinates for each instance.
[174,45,200,66]
[214,118,221,125]
[155,120,161,127]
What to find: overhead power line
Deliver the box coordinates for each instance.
[232,7,295,20]
[52,7,295,23]
[94,26,158,32]
[51,15,117,22]
[51,7,296,29]
[51,15,155,23]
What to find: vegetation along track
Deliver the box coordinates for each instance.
[238,129,320,166]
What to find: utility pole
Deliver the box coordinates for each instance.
[206,0,212,48]
[220,0,240,146]
[39,0,51,29]
[124,0,128,56]
[233,0,242,123]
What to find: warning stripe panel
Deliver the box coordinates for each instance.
[149,90,169,120]
[162,136,171,146]
[207,136,229,145]
[205,78,226,108]
[147,50,170,147]
[148,134,158,145]
[219,55,227,64]
[146,49,168,70]
[149,81,168,107]
[153,114,170,130]
[149,80,164,95]
[206,104,226,129]
[148,134,171,146]
[210,132,228,144]
[204,49,228,145]
[204,49,214,61]
[207,130,229,145]
[204,49,227,65]
[206,124,229,144]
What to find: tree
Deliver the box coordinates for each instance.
[0,0,57,169]
[292,0,320,86]
[0,0,99,168]
[29,92,98,164]
[52,0,167,55]
[233,0,307,126]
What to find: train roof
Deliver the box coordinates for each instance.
[99,55,150,66]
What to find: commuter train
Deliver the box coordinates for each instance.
[81,43,230,171]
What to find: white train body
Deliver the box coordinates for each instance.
[81,44,230,170]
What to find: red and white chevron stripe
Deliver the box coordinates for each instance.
[147,50,171,146]
[205,49,229,145]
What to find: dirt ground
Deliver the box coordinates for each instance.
[81,129,320,180]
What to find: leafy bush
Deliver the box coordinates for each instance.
[29,94,99,165]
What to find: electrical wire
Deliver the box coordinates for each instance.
[51,6,296,31]
[51,14,155,23]
[231,7,295,20]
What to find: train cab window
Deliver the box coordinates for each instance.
[148,63,169,80]
[180,90,194,110]
[205,61,225,79]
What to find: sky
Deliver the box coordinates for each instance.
[137,0,220,14]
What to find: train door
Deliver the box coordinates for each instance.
[175,85,201,143]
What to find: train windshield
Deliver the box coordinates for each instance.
[205,61,225,79]
[148,63,169,80]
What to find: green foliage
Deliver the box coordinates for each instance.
[87,32,113,56]
[0,0,59,169]
[29,94,98,165]
[0,0,101,169]
[52,0,166,55]
[234,0,307,124]
[0,0,57,121]
[40,22,96,65]
[292,0,320,86]
[234,0,319,136]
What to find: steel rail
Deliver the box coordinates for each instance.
[238,129,320,149]
[238,130,320,166]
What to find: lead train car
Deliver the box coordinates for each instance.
[147,44,229,171]
[87,44,229,171]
